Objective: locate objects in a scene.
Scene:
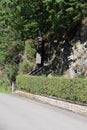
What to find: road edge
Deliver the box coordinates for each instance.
[14,90,87,116]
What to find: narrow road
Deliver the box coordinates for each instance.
[0,94,87,130]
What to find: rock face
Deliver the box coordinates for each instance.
[70,42,87,76]
[64,18,87,78]
[64,41,87,78]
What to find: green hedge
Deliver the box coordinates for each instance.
[16,75,87,104]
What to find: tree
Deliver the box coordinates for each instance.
[3,0,85,41]
[0,0,86,78]
[0,0,24,83]
[44,0,85,39]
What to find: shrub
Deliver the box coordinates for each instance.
[19,60,34,74]
[16,75,87,104]
[5,64,18,82]
[25,39,36,62]
[0,72,11,93]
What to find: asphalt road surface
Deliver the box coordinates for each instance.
[0,94,87,130]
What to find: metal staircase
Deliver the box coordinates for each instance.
[29,66,46,76]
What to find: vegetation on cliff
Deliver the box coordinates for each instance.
[0,0,87,84]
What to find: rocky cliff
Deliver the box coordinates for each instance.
[64,18,87,78]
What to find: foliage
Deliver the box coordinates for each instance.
[17,75,87,104]
[19,60,34,74]
[75,74,85,79]
[0,0,25,82]
[0,72,11,93]
[0,0,86,81]
[44,0,86,41]
[5,64,18,82]
[2,0,85,39]
[25,39,36,62]
[18,39,36,74]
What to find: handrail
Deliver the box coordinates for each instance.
[29,66,45,75]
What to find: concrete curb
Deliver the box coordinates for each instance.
[14,90,87,116]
